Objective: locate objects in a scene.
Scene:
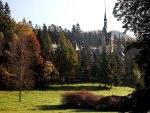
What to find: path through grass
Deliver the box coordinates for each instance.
[0,83,133,113]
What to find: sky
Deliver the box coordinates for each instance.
[2,0,134,36]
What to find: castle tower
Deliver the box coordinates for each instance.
[101,3,107,46]
[101,9,107,46]
[100,0,111,52]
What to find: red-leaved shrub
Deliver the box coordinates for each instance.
[61,90,102,108]
[61,88,150,112]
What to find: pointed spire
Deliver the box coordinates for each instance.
[101,0,108,47]
[104,11,106,21]
[103,0,107,28]
[104,0,106,21]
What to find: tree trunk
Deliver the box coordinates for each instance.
[69,77,70,85]
[19,82,22,102]
[105,83,107,88]
[61,74,63,86]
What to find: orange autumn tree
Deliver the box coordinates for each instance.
[9,21,43,101]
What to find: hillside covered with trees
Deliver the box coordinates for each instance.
[0,0,142,90]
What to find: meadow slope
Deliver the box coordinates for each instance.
[0,83,133,113]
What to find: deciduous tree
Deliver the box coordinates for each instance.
[10,34,34,101]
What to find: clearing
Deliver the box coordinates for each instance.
[0,83,133,113]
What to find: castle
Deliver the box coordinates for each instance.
[98,7,111,53]
[98,7,125,58]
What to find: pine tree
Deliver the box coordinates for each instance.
[80,44,89,81]
[56,32,69,84]
[71,24,77,47]
[0,1,12,35]
[0,32,4,54]
[76,23,82,47]
[36,24,53,61]
[50,24,58,43]
[67,39,78,84]
[44,33,53,60]
[107,52,121,87]
[80,44,95,81]
[100,46,109,87]
[87,46,95,80]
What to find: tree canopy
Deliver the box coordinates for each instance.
[113,0,150,87]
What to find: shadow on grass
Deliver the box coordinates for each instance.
[36,105,65,110]
[36,105,100,112]
[73,109,100,112]
[0,109,7,111]
[41,85,111,91]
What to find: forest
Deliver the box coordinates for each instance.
[0,0,142,90]
[0,0,150,112]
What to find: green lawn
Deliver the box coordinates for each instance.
[0,83,133,113]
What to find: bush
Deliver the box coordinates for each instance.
[61,90,123,111]
[0,66,18,90]
[121,87,150,112]
[61,89,150,112]
[61,90,102,109]
[96,95,122,111]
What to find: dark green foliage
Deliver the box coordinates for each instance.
[56,32,78,84]
[0,1,12,34]
[100,46,109,87]
[70,29,100,48]
[34,61,59,88]
[117,39,141,86]
[83,31,100,47]
[80,35,101,82]
[124,49,143,86]
[90,53,99,80]
[96,95,122,111]
[70,23,86,48]
[0,32,4,54]
[35,24,54,61]
[40,24,53,61]
[56,32,69,74]
[49,24,58,43]
[0,0,146,90]
[33,64,44,88]
[107,52,121,86]
[66,39,78,79]
[113,0,150,35]
[134,39,150,87]
[113,0,150,87]
[80,44,94,81]
[121,87,150,112]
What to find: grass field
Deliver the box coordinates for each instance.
[0,83,133,113]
